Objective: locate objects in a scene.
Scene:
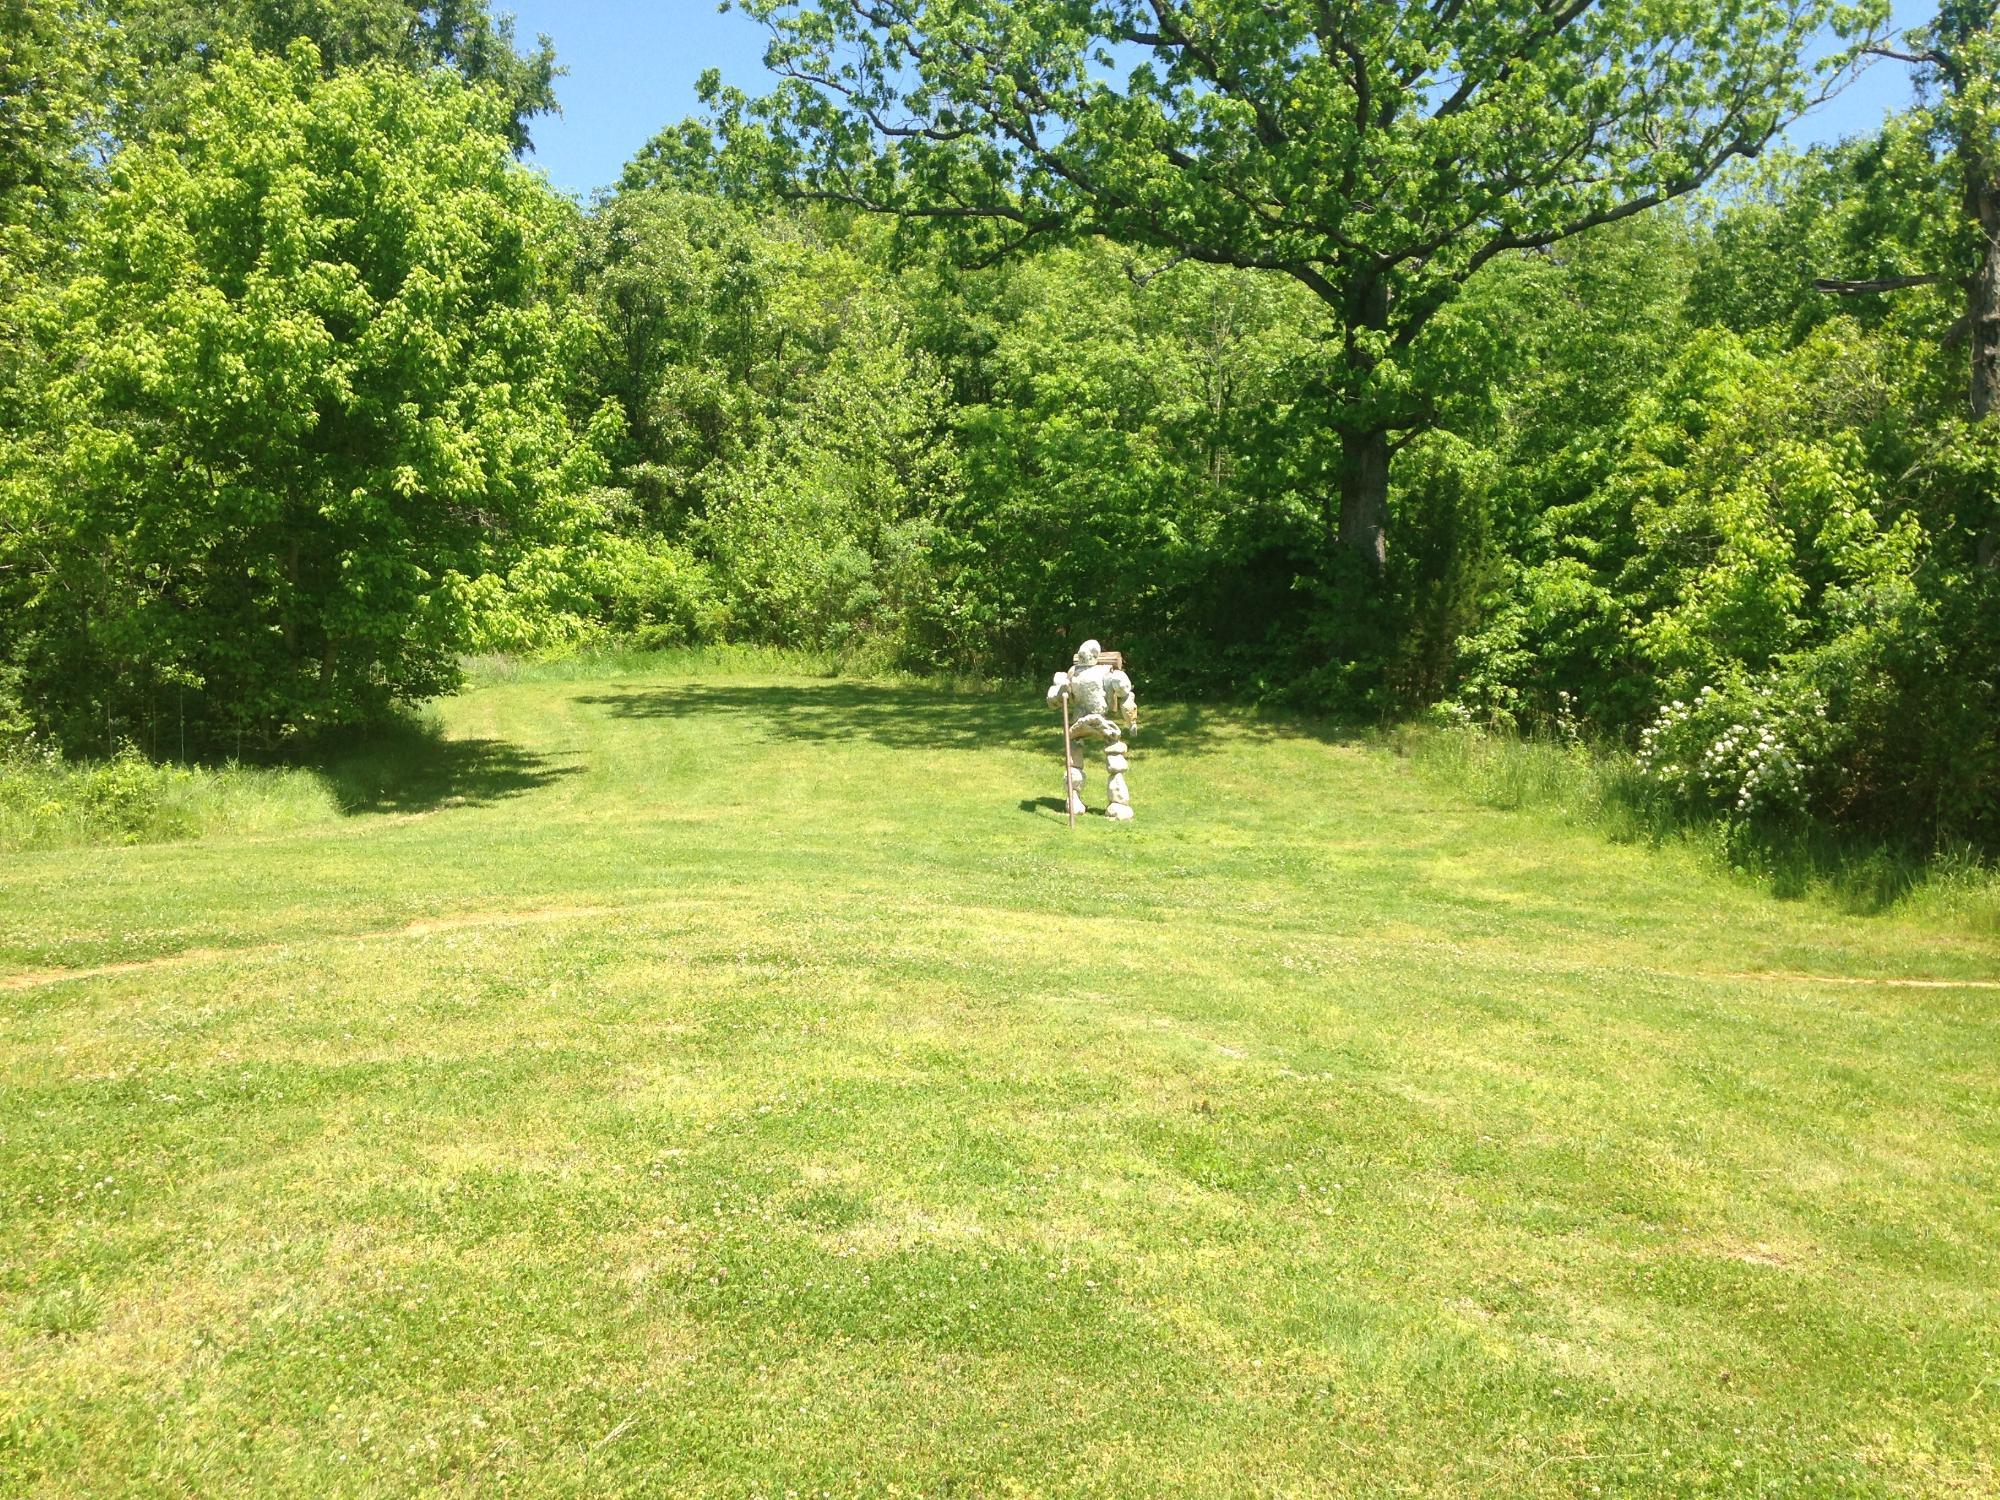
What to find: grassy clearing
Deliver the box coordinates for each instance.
[3,659,1997,1496]
[0,653,887,855]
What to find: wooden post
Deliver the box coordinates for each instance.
[1060,686,1075,829]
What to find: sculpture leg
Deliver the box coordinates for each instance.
[1103,738,1134,821]
[1065,735,1087,817]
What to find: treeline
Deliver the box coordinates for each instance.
[1,1,1995,851]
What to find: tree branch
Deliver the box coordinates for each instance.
[1861,44,1939,66]
[1812,273,1950,294]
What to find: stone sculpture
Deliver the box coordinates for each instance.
[1047,639,1139,821]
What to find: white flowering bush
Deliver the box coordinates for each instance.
[1548,689,1582,744]
[1423,698,1478,731]
[1636,679,1829,821]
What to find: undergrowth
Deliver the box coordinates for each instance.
[1393,724,1998,927]
[464,641,1013,696]
[0,742,339,853]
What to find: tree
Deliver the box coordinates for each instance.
[707,0,1876,569]
[0,44,599,750]
[1817,3,2000,564]
[1,1,109,423]
[105,0,560,151]
[1931,1,2000,451]
[0,1,106,238]
[919,240,1319,677]
[572,188,961,654]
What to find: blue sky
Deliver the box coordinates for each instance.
[507,0,1936,201]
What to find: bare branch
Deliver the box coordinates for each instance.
[1812,273,1950,294]
[1861,44,1940,66]
[1125,250,1190,287]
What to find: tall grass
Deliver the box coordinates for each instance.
[1394,724,1999,927]
[465,641,1017,695]
[0,744,339,852]
[460,643,844,684]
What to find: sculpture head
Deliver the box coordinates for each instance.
[1073,638,1102,669]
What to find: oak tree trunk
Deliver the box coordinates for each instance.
[1970,196,2000,423]
[1338,426,1391,572]
[1946,0,2000,568]
[1971,169,2000,568]
[1335,275,1392,570]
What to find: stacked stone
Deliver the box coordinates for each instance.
[1047,638,1139,823]
[1103,738,1133,820]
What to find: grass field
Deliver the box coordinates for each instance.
[3,658,1996,1496]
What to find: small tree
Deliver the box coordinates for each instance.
[1,44,599,751]
[709,0,1878,569]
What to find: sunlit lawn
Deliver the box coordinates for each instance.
[3,658,1996,1496]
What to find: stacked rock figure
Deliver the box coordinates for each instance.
[1103,735,1132,816]
[1047,639,1139,821]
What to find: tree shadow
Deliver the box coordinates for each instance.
[1596,778,1990,919]
[310,718,581,816]
[574,681,1355,756]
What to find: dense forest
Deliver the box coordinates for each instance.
[2,0,1996,853]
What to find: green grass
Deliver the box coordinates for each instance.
[3,656,1996,1496]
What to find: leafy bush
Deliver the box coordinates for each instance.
[586,534,727,650]
[1385,431,1501,710]
[0,664,31,753]
[1438,315,1995,852]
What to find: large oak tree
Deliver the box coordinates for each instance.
[1816,1,2000,565]
[709,0,1878,568]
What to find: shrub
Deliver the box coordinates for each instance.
[587,534,727,649]
[1636,680,1824,822]
[1,46,598,753]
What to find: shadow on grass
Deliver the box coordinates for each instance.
[574,681,1354,756]
[310,717,581,816]
[1396,723,1991,919]
[1602,787,1988,917]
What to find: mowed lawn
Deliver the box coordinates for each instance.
[3,662,1996,1497]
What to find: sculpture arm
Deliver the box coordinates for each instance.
[1108,670,1138,730]
[1046,671,1071,707]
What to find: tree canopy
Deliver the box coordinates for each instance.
[103,0,561,150]
[703,0,1884,565]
